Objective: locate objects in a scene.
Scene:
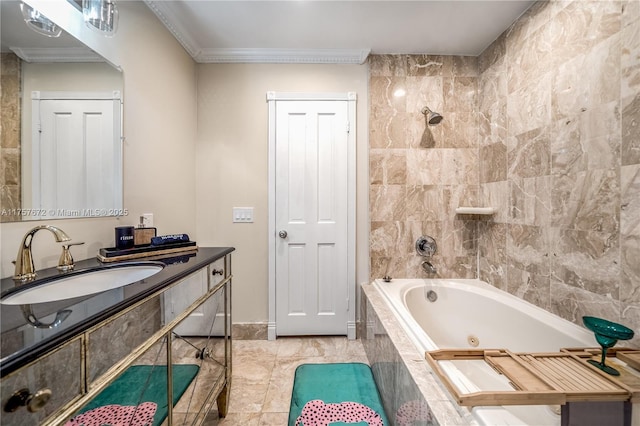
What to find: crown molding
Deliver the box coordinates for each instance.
[196,48,370,64]
[10,47,103,63]
[143,1,370,64]
[144,0,201,59]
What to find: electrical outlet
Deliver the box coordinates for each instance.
[232,207,253,223]
[142,213,154,227]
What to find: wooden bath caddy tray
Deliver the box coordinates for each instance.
[426,348,640,407]
[97,241,198,263]
[612,349,640,372]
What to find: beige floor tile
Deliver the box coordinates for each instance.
[263,355,338,411]
[227,381,269,413]
[233,339,280,355]
[276,336,333,357]
[163,412,197,425]
[259,412,290,425]
[322,353,370,364]
[189,337,369,425]
[212,412,262,426]
[231,355,276,384]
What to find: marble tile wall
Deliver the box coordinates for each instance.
[1,53,21,222]
[232,323,268,340]
[368,1,640,343]
[477,0,640,343]
[368,55,481,281]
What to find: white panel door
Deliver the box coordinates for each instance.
[33,94,121,216]
[274,100,350,336]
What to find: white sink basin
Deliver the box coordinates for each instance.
[1,262,164,305]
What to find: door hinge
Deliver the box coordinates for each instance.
[346,297,350,311]
[346,121,350,133]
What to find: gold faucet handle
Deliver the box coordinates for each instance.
[57,242,85,272]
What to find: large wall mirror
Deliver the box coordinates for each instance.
[1,0,123,222]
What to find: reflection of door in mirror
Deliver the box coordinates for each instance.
[28,92,122,219]
[0,60,123,222]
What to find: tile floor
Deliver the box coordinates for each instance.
[205,337,370,425]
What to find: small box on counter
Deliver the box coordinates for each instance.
[134,227,157,246]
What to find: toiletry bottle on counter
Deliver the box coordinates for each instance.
[134,216,157,246]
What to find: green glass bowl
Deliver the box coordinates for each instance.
[583,316,634,342]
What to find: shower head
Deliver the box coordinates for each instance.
[421,107,443,125]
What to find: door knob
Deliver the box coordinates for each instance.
[278,230,288,239]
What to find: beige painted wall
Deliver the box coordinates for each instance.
[1,2,197,275]
[195,63,369,323]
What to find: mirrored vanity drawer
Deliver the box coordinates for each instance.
[1,338,83,426]
[164,257,227,336]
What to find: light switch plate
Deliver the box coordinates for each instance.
[232,207,253,223]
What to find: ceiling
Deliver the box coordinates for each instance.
[3,1,536,64]
[145,0,536,64]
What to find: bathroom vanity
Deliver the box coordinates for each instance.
[0,247,234,425]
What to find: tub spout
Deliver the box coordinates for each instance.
[421,261,437,275]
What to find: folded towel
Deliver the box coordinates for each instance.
[151,234,190,246]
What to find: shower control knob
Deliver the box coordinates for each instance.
[278,230,288,239]
[416,235,437,257]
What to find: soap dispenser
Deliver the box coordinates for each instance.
[133,216,157,246]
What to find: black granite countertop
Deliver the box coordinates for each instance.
[0,246,234,377]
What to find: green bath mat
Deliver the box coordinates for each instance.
[67,364,199,426]
[289,363,389,426]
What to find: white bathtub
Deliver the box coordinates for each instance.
[373,278,598,426]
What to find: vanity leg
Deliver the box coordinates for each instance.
[166,333,174,425]
[216,383,230,417]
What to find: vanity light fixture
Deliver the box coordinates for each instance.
[19,2,62,38]
[83,0,118,36]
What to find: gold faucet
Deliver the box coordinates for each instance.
[14,225,71,282]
